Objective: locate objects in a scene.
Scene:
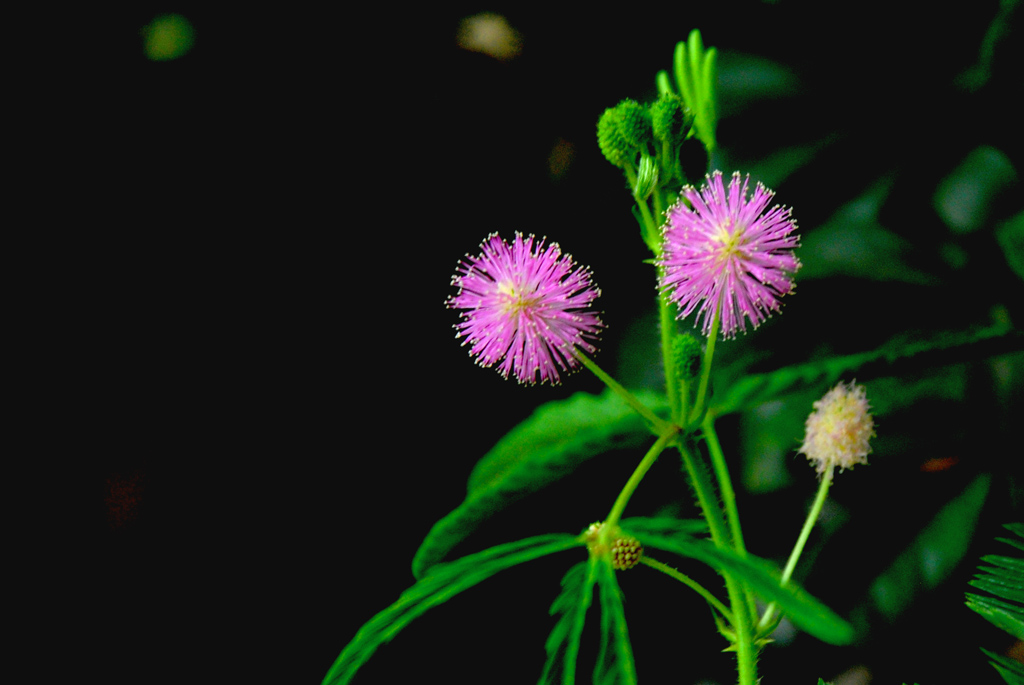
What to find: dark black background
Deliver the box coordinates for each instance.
[63,4,1023,684]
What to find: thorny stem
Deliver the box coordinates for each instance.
[678,437,757,685]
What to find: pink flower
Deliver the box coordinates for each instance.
[448,233,604,385]
[660,171,800,338]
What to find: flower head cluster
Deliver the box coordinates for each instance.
[800,381,876,476]
[447,233,603,385]
[659,171,800,338]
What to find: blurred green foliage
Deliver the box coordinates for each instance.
[142,14,195,62]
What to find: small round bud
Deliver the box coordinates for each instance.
[616,100,653,150]
[596,99,653,169]
[650,93,692,147]
[611,535,644,570]
[799,381,876,476]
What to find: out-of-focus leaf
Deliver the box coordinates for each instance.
[868,474,991,621]
[323,534,582,685]
[711,323,1021,417]
[996,210,1024,281]
[716,52,800,119]
[142,14,196,61]
[413,390,666,578]
[621,521,854,645]
[539,561,596,685]
[934,146,1017,234]
[798,177,934,284]
[594,556,638,685]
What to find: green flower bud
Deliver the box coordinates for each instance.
[616,99,653,149]
[634,153,659,201]
[650,93,692,147]
[596,99,654,169]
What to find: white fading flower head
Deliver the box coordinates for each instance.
[799,381,875,477]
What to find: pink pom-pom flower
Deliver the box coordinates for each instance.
[447,233,604,385]
[660,171,801,339]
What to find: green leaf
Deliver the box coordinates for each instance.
[966,594,1024,639]
[711,323,1022,417]
[868,474,991,621]
[323,534,582,685]
[971,560,1024,603]
[670,30,717,152]
[980,648,1024,685]
[674,40,695,120]
[620,520,854,645]
[413,390,666,578]
[594,556,638,685]
[619,516,708,538]
[539,561,597,685]
[966,523,1024,641]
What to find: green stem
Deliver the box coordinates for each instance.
[634,193,660,252]
[640,555,734,624]
[689,305,720,424]
[758,466,834,632]
[604,428,677,532]
[576,353,672,435]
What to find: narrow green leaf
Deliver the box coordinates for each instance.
[817,679,828,685]
[540,561,597,685]
[981,648,1024,685]
[981,555,1024,575]
[674,40,695,112]
[594,556,638,685]
[700,46,718,149]
[687,30,704,117]
[323,535,582,685]
[711,323,1021,416]
[997,535,1024,553]
[413,390,665,578]
[655,70,673,97]
[620,516,708,538]
[621,522,854,645]
[965,593,1024,639]
[966,523,1024,641]
[868,474,991,621]
[970,566,1024,603]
